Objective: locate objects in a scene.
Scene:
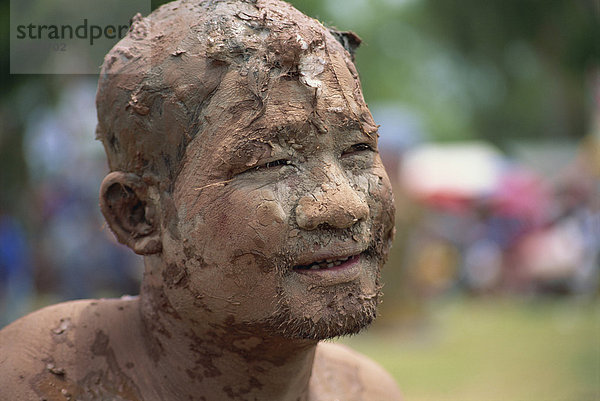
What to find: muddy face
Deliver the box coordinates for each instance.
[159,51,395,340]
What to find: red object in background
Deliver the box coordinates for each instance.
[422,192,473,214]
[491,167,551,226]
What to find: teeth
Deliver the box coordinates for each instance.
[298,255,354,270]
[297,256,352,270]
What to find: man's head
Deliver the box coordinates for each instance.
[97,0,395,341]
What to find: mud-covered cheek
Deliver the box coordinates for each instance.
[255,198,286,228]
[250,199,288,248]
[366,165,395,228]
[200,189,289,264]
[177,191,289,314]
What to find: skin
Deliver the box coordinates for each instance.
[0,1,401,400]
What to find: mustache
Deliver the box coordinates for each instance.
[271,221,389,275]
[229,218,392,275]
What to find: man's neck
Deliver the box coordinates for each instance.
[134,258,318,401]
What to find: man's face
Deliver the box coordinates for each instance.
[160,55,395,340]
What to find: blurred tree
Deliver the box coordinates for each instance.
[0,0,26,214]
[416,0,600,144]
[0,0,64,216]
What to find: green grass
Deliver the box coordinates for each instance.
[338,297,600,401]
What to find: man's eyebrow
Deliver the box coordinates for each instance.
[363,128,379,141]
[215,137,274,171]
[231,139,271,157]
[341,118,362,130]
[340,119,378,140]
[213,123,305,169]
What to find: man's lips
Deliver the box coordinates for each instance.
[293,254,361,271]
[292,245,367,271]
[291,250,367,285]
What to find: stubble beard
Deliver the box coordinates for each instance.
[261,255,384,341]
[268,285,381,341]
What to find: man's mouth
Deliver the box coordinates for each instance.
[289,245,371,285]
[293,253,361,271]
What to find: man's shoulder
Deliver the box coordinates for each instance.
[312,341,402,401]
[0,298,137,400]
[0,298,95,357]
[0,300,90,398]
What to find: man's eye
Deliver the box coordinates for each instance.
[254,159,292,170]
[343,143,374,156]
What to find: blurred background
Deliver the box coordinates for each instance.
[1,0,599,399]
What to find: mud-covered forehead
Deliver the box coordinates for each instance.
[191,0,378,151]
[96,0,375,182]
[180,72,379,186]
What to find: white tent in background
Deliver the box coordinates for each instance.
[401,141,505,208]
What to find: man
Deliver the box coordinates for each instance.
[0,0,400,399]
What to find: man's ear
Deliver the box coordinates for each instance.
[100,172,162,255]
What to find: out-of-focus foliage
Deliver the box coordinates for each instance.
[312,0,598,145]
[416,0,599,144]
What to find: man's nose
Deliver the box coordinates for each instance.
[295,167,369,230]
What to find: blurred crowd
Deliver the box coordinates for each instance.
[380,85,600,301]
[0,80,142,326]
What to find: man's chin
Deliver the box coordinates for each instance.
[279,306,378,341]
[262,287,381,340]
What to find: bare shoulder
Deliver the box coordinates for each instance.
[0,297,140,400]
[310,341,402,401]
